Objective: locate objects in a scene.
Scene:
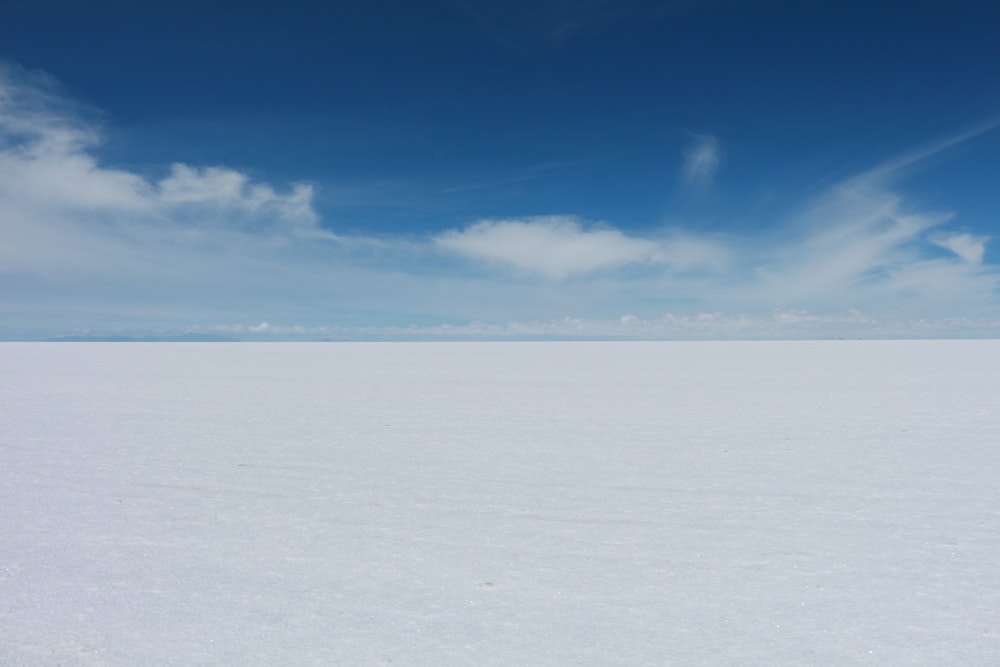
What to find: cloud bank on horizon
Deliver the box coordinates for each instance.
[1,62,999,340]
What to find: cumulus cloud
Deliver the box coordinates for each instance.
[681,133,721,190]
[435,216,729,279]
[156,164,325,236]
[0,63,327,265]
[435,216,665,278]
[0,70,150,213]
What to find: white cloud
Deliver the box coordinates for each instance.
[747,187,952,308]
[681,133,721,189]
[435,216,729,279]
[930,232,989,263]
[158,164,255,206]
[435,216,665,278]
[0,64,327,266]
[156,164,327,238]
[658,232,731,273]
[0,68,150,213]
[1,150,151,213]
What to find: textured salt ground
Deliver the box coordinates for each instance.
[1,341,999,665]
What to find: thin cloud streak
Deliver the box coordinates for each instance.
[930,232,989,264]
[681,133,721,190]
[848,117,1000,186]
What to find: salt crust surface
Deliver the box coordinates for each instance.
[2,341,999,665]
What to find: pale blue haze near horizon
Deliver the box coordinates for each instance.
[2,1,1000,339]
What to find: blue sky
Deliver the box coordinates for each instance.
[2,0,1000,339]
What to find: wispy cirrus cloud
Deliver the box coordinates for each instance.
[929,231,989,264]
[681,133,721,190]
[750,189,949,306]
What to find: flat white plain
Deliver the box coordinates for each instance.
[1,341,999,666]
